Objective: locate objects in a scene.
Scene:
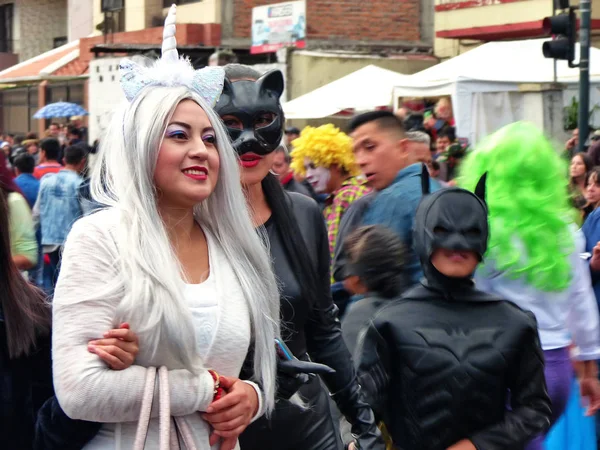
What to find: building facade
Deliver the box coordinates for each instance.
[1,0,438,134]
[0,0,70,68]
[221,0,437,115]
[435,0,600,60]
[91,0,220,33]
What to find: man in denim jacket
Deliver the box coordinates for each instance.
[33,145,87,292]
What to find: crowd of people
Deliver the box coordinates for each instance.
[3,5,600,450]
[0,116,94,295]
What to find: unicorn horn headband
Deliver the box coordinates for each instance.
[119,4,224,106]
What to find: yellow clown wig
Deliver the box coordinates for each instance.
[290,124,360,176]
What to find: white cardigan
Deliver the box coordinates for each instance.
[52,209,262,449]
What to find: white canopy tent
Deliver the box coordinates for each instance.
[393,39,600,144]
[283,65,408,119]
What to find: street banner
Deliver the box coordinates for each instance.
[251,1,306,54]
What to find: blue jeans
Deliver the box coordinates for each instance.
[43,249,61,297]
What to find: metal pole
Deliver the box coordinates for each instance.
[578,0,591,152]
[553,2,557,84]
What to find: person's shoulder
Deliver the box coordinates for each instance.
[6,191,27,208]
[287,190,320,212]
[369,297,415,330]
[286,191,325,230]
[585,207,600,225]
[495,299,539,331]
[39,170,58,184]
[71,207,119,237]
[288,178,312,197]
[335,182,370,203]
[468,287,539,329]
[347,190,375,208]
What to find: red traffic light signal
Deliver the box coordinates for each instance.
[542,14,571,35]
[542,8,577,63]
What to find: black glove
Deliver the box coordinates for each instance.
[331,382,386,450]
[276,358,335,400]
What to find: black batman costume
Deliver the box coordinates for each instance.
[354,172,551,450]
[215,67,383,450]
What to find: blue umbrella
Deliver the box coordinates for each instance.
[33,102,88,119]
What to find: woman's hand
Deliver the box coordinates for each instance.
[87,323,140,370]
[203,375,258,444]
[590,242,600,272]
[580,376,600,415]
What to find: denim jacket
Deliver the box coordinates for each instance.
[35,170,83,246]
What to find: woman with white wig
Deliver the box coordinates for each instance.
[50,5,279,449]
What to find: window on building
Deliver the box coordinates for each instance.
[53,37,68,48]
[102,0,124,12]
[0,86,39,134]
[163,0,201,7]
[0,3,14,53]
[99,0,125,34]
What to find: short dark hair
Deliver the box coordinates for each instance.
[25,131,38,140]
[49,122,60,129]
[13,153,35,174]
[224,64,261,81]
[40,138,61,161]
[345,225,408,298]
[437,126,456,142]
[64,144,87,165]
[348,110,405,136]
[68,126,82,139]
[14,134,25,145]
[430,160,440,171]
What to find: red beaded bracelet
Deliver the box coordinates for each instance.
[208,369,224,401]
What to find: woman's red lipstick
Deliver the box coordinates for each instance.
[239,153,263,169]
[182,166,208,181]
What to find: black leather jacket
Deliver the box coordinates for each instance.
[355,280,552,450]
[241,192,383,450]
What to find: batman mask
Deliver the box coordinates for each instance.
[215,69,285,156]
[413,166,488,286]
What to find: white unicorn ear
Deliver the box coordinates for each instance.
[191,67,225,107]
[119,59,151,102]
[161,4,178,63]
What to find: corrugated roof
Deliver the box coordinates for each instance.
[53,58,89,77]
[0,40,86,82]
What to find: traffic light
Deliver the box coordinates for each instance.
[542,8,577,66]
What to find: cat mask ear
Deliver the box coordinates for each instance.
[474,172,487,203]
[256,69,284,99]
[421,163,430,195]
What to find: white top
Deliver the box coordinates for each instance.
[475,227,600,360]
[52,209,264,449]
[185,258,219,360]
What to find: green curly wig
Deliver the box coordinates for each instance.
[458,121,574,292]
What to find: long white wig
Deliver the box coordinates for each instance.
[90,85,280,414]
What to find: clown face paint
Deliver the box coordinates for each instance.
[306,163,331,194]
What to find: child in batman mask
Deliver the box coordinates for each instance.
[355,167,551,450]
